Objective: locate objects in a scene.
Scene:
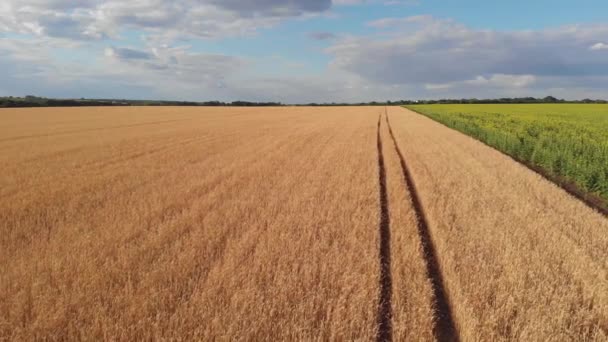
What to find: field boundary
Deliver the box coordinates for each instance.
[403,106,608,217]
[376,113,393,342]
[385,108,459,342]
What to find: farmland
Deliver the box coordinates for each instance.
[406,104,608,209]
[1,106,607,341]
[389,107,608,340]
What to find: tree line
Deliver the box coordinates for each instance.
[1,95,607,108]
[303,96,608,106]
[0,96,281,108]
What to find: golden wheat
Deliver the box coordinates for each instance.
[387,106,608,341]
[0,107,386,340]
[2,105,606,341]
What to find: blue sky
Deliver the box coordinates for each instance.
[1,0,608,103]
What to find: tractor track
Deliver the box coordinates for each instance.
[376,112,393,342]
[384,108,459,342]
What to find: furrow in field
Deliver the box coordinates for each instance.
[379,113,436,341]
[387,106,608,340]
[384,109,459,342]
[376,112,393,342]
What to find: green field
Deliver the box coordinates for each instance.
[406,104,608,205]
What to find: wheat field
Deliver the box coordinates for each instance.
[389,107,608,340]
[1,106,607,341]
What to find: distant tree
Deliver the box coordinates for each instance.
[543,96,558,103]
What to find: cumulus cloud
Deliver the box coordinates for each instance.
[425,74,537,92]
[3,7,608,102]
[0,0,333,41]
[466,74,537,88]
[366,14,436,28]
[590,42,608,50]
[327,16,608,88]
[102,44,247,89]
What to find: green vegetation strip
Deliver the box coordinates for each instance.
[405,104,608,210]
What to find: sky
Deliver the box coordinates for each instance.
[1,0,608,103]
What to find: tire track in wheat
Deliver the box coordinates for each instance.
[384,108,459,342]
[376,112,393,342]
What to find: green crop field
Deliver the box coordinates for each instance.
[406,104,608,205]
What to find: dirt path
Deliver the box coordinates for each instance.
[387,106,608,341]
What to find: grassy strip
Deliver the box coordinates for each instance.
[405,104,608,213]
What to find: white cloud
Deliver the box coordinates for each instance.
[426,74,536,92]
[102,45,247,84]
[425,83,452,91]
[366,15,437,28]
[465,74,537,88]
[3,8,608,102]
[590,42,608,50]
[327,16,608,88]
[0,0,332,41]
